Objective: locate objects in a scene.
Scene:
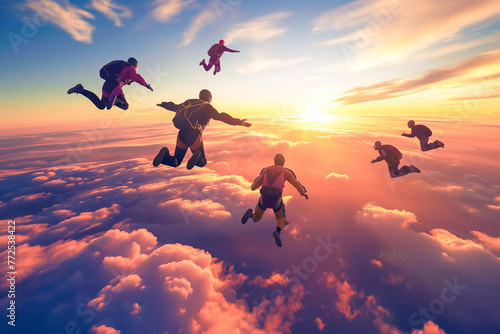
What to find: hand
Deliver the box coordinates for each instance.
[157,102,169,109]
[304,194,309,200]
[240,119,251,127]
[371,159,377,164]
[146,84,153,91]
[401,133,406,136]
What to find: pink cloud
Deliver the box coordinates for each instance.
[332,50,500,105]
[411,321,447,334]
[315,317,326,331]
[90,324,121,334]
[325,172,350,180]
[249,272,290,287]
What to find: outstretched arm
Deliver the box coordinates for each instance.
[207,105,251,127]
[221,45,239,53]
[156,102,180,111]
[284,169,306,197]
[126,66,153,91]
[251,168,266,191]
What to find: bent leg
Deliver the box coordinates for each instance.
[274,205,289,230]
[420,138,430,151]
[80,89,106,109]
[252,199,266,222]
[115,93,129,110]
[202,60,213,71]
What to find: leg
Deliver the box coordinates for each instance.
[388,162,400,178]
[252,199,266,222]
[186,135,205,170]
[420,138,430,151]
[273,201,289,231]
[201,59,213,71]
[214,62,221,75]
[79,89,106,109]
[114,93,129,110]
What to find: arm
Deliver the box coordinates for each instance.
[127,67,153,91]
[284,169,306,197]
[156,102,180,111]
[221,45,239,53]
[251,168,266,191]
[371,150,386,164]
[402,128,415,137]
[207,105,251,127]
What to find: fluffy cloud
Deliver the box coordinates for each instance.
[325,172,350,180]
[2,228,304,333]
[355,203,500,329]
[26,0,95,43]
[90,0,131,27]
[225,12,292,44]
[332,50,500,105]
[151,0,195,22]
[180,7,218,46]
[314,0,500,67]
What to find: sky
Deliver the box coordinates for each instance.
[1,0,500,333]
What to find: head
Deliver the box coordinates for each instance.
[127,57,138,68]
[199,89,212,103]
[373,141,382,150]
[407,120,415,128]
[274,153,285,166]
[219,39,225,45]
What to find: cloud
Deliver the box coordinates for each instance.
[411,321,446,334]
[90,324,121,334]
[90,0,131,27]
[5,228,304,333]
[313,0,500,67]
[151,0,195,22]
[325,172,350,180]
[225,12,292,44]
[237,56,311,74]
[315,317,326,331]
[332,50,500,105]
[26,0,95,43]
[355,203,500,328]
[180,7,217,46]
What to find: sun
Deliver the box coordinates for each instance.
[301,103,328,123]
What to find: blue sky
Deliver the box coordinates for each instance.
[2,0,500,134]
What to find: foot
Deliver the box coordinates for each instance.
[67,84,83,94]
[153,147,169,167]
[199,60,205,66]
[273,230,282,247]
[241,209,253,224]
[411,165,421,173]
[107,95,117,110]
[187,149,201,170]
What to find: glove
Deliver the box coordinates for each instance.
[240,119,251,127]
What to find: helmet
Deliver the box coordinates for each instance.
[407,120,415,128]
[199,89,212,102]
[127,57,138,68]
[274,153,285,166]
[373,141,382,150]
[219,39,225,45]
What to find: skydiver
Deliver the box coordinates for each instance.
[153,89,251,169]
[371,141,421,178]
[67,57,153,110]
[241,154,308,247]
[402,120,444,151]
[199,40,239,75]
